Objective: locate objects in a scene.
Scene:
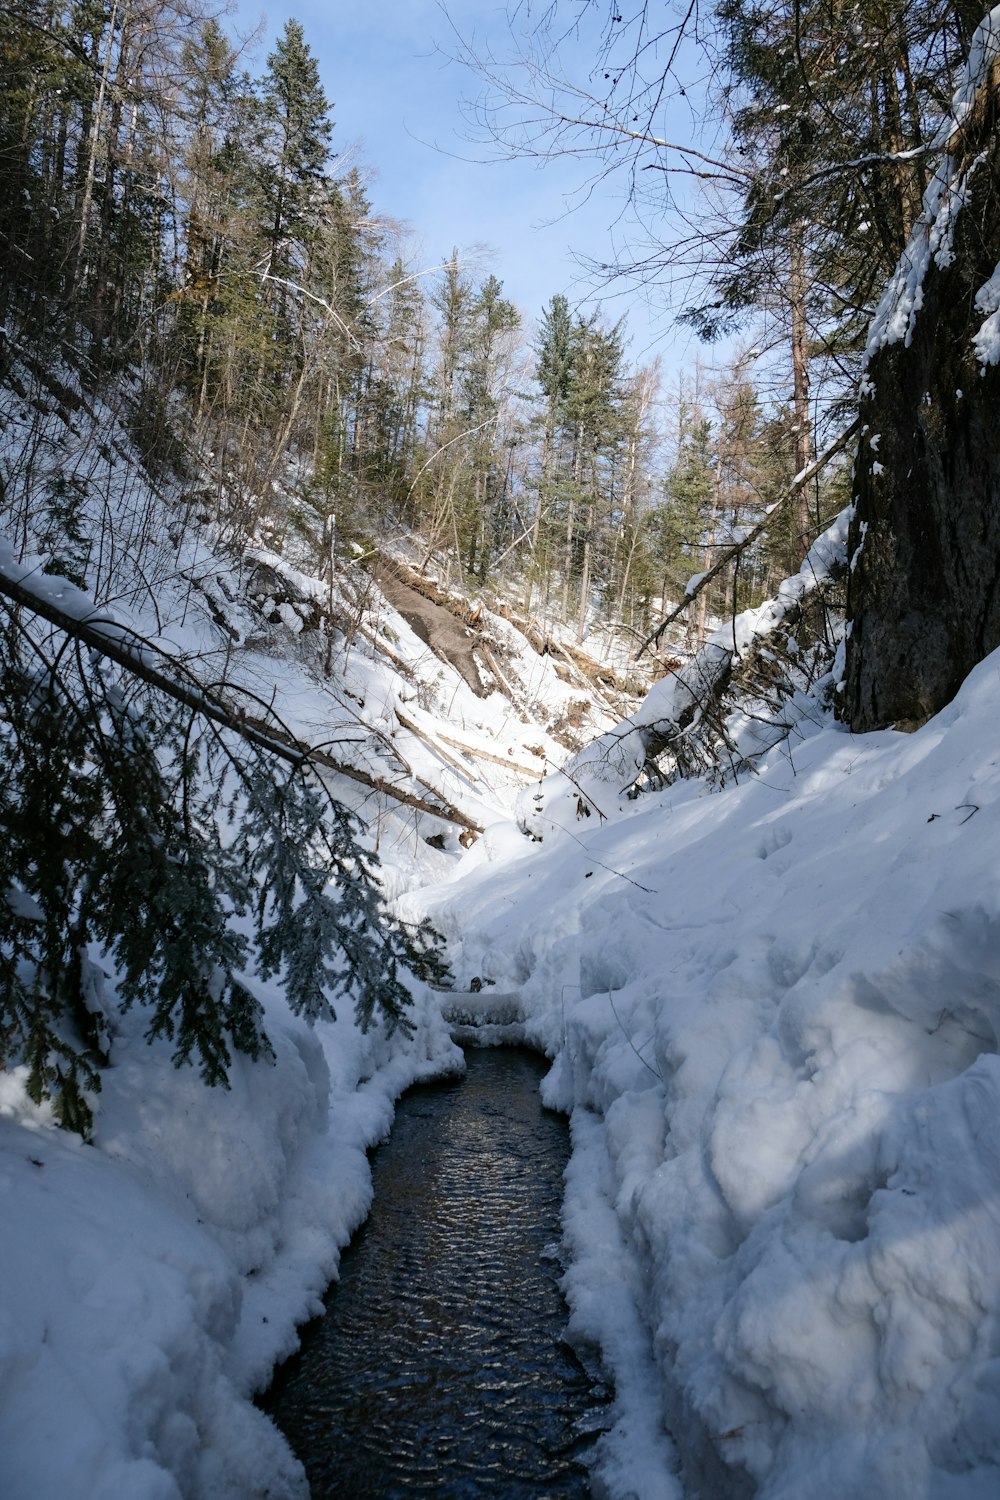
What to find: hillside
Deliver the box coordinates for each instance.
[4,3,1000,1496]
[0,349,649,1498]
[2,333,1000,1499]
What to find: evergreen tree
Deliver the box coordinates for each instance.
[460,273,520,580]
[525,294,579,612]
[375,255,429,516]
[562,315,626,636]
[608,361,661,632]
[0,599,449,1136]
[683,0,975,543]
[420,251,475,560]
[256,18,333,288]
[170,17,248,415]
[649,400,715,643]
[308,167,387,536]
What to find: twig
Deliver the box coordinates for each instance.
[637,419,860,658]
[607,991,663,1081]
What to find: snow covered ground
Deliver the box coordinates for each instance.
[0,991,458,1500]
[0,376,626,1500]
[4,363,1000,1496]
[5,491,1000,1497]
[412,645,1000,1500]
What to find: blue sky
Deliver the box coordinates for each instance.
[231,1,686,365]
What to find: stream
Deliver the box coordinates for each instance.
[260,1046,608,1497]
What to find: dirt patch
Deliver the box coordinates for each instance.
[374,561,485,697]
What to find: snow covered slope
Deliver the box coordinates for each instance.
[415,646,1000,1500]
[0,363,634,1499]
[5,344,1000,1500]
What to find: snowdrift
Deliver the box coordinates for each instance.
[0,985,458,1500]
[0,351,637,1496]
[417,644,1000,1499]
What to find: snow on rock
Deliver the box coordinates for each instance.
[416,642,1000,1499]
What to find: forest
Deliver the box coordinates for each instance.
[0,0,896,647]
[2,0,1000,1497]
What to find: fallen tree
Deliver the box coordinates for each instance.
[0,551,483,834]
[516,513,850,838]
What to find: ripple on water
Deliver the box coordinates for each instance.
[260,1047,608,1498]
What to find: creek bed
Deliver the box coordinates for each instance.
[260,1046,607,1497]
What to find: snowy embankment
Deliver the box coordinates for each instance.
[0,366,627,1500]
[0,995,457,1500]
[414,648,1000,1500]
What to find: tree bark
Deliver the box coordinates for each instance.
[844,57,1000,731]
[789,224,812,558]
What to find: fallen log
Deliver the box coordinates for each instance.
[0,563,483,833]
[396,706,540,778]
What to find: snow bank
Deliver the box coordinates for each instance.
[0,346,642,1497]
[0,987,459,1500]
[417,643,1000,1498]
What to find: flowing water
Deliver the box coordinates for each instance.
[261,1046,609,1498]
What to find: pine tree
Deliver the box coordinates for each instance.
[170,17,248,415]
[307,166,387,537]
[374,255,429,517]
[562,315,626,637]
[684,0,974,522]
[459,274,520,580]
[525,294,578,613]
[649,399,715,643]
[420,251,476,561]
[608,361,661,632]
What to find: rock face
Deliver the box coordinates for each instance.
[844,51,1000,732]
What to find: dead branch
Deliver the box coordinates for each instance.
[397,706,540,777]
[0,566,482,832]
[637,418,861,658]
[477,642,523,712]
[394,707,482,781]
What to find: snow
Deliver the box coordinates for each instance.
[410,645,1000,1499]
[0,971,460,1500]
[4,351,1000,1498]
[972,262,1000,367]
[515,510,850,837]
[865,8,1000,360]
[0,360,631,1500]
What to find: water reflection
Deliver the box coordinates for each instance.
[261,1048,607,1498]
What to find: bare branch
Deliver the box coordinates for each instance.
[0,563,482,831]
[637,417,861,658]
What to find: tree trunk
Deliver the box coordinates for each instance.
[789,225,812,558]
[74,0,122,305]
[844,59,1000,731]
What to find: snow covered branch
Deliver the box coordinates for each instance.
[519,507,852,836]
[637,418,860,659]
[0,553,482,832]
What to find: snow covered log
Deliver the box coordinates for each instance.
[845,9,1000,731]
[516,513,849,838]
